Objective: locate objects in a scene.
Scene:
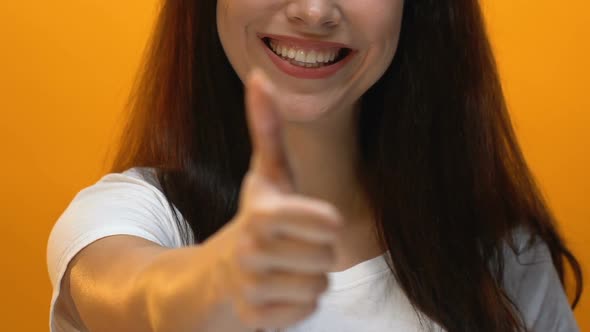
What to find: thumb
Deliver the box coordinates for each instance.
[245,68,295,192]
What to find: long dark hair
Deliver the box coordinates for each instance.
[110,0,583,330]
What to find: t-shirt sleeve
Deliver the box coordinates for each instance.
[502,229,580,332]
[46,168,190,332]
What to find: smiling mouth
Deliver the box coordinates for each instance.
[261,37,352,69]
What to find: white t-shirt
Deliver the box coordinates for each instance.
[46,167,580,331]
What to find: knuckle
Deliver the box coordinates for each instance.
[318,203,342,224]
[323,203,341,222]
[236,238,261,271]
[251,303,277,326]
[318,200,337,214]
[292,197,341,225]
[241,280,261,303]
[237,236,256,257]
[252,199,281,220]
[235,300,261,327]
[301,197,335,213]
[241,214,259,234]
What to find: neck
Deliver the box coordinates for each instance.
[281,103,370,223]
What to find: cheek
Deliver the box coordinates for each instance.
[347,1,404,92]
[351,0,404,49]
[217,0,273,80]
[217,1,251,79]
[217,0,248,44]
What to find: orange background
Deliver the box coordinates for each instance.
[0,1,587,330]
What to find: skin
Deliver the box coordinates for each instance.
[217,0,405,262]
[218,1,405,326]
[59,1,407,331]
[217,0,404,121]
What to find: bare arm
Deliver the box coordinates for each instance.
[60,224,254,332]
[55,70,340,332]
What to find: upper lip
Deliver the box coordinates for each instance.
[257,33,353,50]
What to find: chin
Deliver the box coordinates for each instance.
[276,97,341,124]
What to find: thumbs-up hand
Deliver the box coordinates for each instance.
[223,69,343,330]
[243,68,295,194]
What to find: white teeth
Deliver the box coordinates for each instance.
[295,50,305,62]
[268,39,341,65]
[317,52,325,63]
[305,50,317,63]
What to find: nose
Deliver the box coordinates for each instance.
[285,0,341,31]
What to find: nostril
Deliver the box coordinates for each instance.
[322,20,337,29]
[288,16,306,24]
[287,14,337,28]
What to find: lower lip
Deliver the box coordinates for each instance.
[260,38,356,80]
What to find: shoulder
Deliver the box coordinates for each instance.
[501,226,580,331]
[47,167,192,286]
[46,167,194,332]
[58,167,180,239]
[88,167,163,195]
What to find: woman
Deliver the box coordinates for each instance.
[47,0,583,331]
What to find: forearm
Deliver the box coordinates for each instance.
[133,243,255,332]
[68,232,254,332]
